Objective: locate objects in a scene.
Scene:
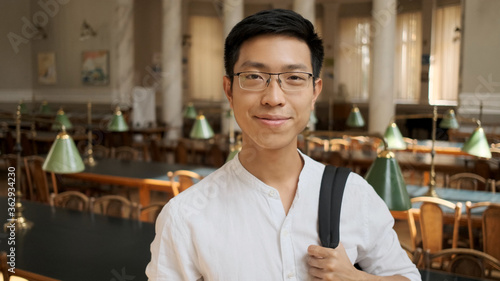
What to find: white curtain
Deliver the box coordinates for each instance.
[429,4,461,103]
[337,17,371,101]
[189,16,224,101]
[395,11,422,102]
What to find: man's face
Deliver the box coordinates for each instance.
[223,35,322,152]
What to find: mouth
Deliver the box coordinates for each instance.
[254,114,291,126]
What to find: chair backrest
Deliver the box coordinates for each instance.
[92,144,110,159]
[24,155,52,203]
[112,146,139,161]
[50,191,90,211]
[410,196,462,253]
[446,172,488,191]
[149,138,164,162]
[422,248,500,279]
[90,195,138,219]
[167,170,203,195]
[466,201,500,260]
[1,251,61,281]
[174,140,189,164]
[140,202,167,223]
[206,144,225,168]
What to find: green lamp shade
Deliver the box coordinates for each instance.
[462,125,492,158]
[226,148,239,163]
[108,109,129,132]
[19,101,28,115]
[39,101,52,114]
[346,106,365,127]
[42,131,85,173]
[439,109,459,129]
[183,103,198,119]
[309,110,318,124]
[384,123,406,150]
[365,151,411,211]
[190,114,214,139]
[52,109,73,130]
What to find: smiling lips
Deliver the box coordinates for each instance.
[255,114,291,127]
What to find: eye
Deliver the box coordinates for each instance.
[244,73,265,80]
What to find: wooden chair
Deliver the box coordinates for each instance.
[410,197,462,254]
[466,202,500,261]
[49,191,90,211]
[90,195,139,219]
[1,251,61,281]
[92,144,110,159]
[167,170,203,195]
[206,143,225,168]
[174,140,189,164]
[445,172,488,191]
[400,243,423,266]
[111,146,139,161]
[422,248,500,279]
[140,202,167,223]
[24,155,57,203]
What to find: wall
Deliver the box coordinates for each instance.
[0,0,115,109]
[0,1,33,103]
[459,0,500,125]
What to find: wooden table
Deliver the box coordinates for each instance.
[63,158,215,208]
[0,198,154,281]
[391,185,500,228]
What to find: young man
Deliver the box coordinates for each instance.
[147,9,420,281]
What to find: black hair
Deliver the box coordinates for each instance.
[224,9,324,82]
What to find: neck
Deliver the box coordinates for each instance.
[238,141,304,192]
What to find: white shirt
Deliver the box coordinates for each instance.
[146,152,421,281]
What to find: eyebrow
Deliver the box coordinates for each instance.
[238,61,310,72]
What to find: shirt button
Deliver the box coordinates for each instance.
[268,190,276,197]
[282,229,289,237]
[287,272,295,279]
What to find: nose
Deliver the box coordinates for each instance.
[261,75,286,107]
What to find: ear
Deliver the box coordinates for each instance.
[311,78,322,110]
[223,76,234,108]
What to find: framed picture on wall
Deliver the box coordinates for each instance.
[81,50,109,85]
[38,52,57,85]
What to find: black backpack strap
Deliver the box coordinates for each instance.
[318,165,351,249]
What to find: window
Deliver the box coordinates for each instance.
[188,15,224,101]
[337,17,371,101]
[395,11,422,102]
[429,4,461,104]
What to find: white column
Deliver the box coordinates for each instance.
[293,0,315,24]
[222,0,244,139]
[162,0,183,140]
[369,0,397,134]
[112,0,135,108]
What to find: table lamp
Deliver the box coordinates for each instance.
[183,103,198,119]
[42,125,85,173]
[19,100,28,115]
[346,105,365,128]
[383,122,407,150]
[462,120,492,159]
[108,106,129,132]
[190,114,214,139]
[439,109,459,129]
[84,102,96,166]
[364,135,411,211]
[39,100,52,114]
[51,108,73,130]
[4,106,34,231]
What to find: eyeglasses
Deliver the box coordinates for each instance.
[234,71,314,91]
